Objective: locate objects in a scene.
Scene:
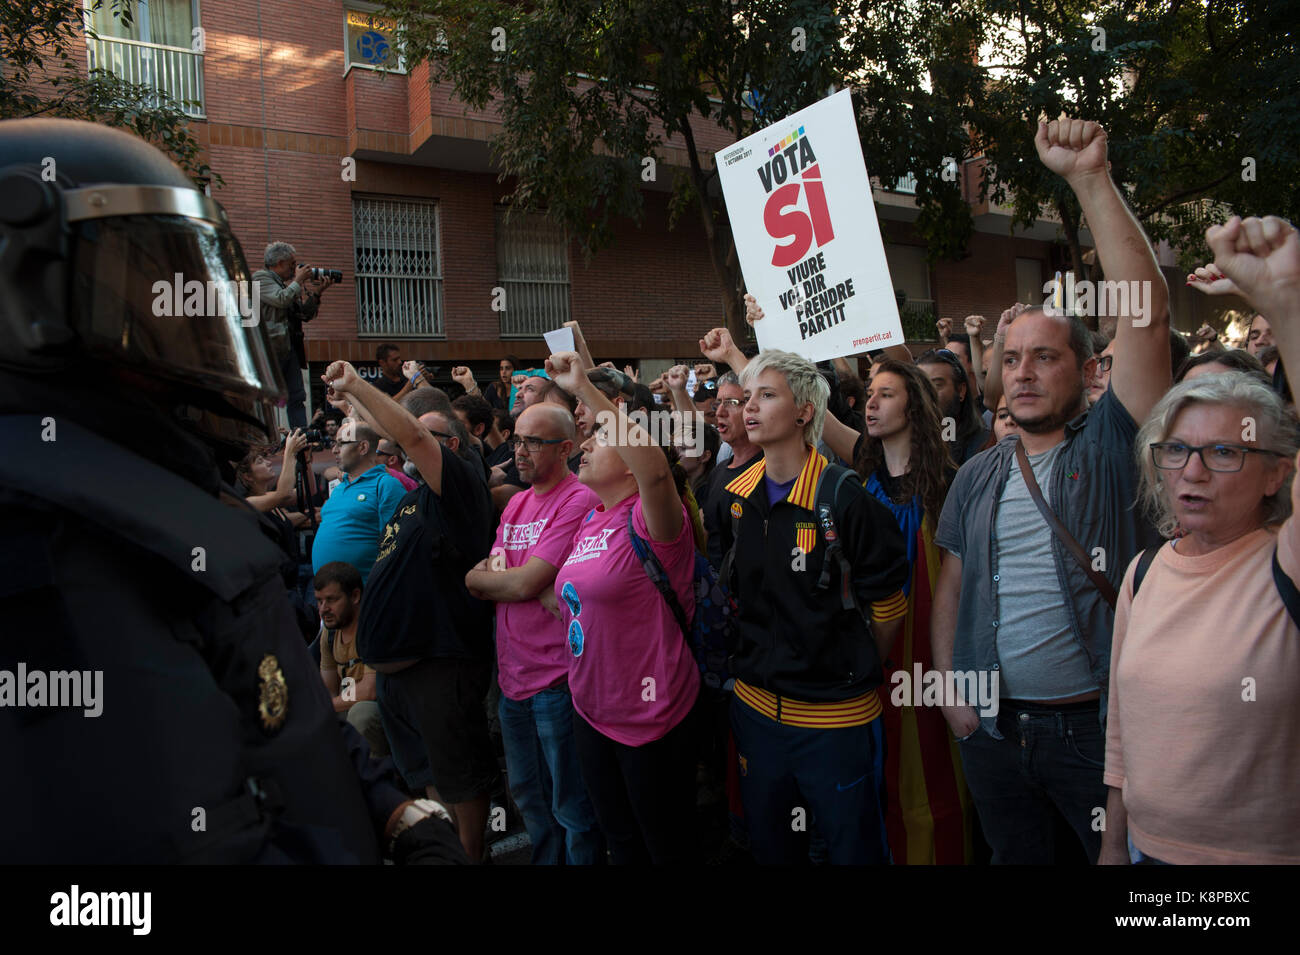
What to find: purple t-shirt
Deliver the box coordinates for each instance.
[494,474,599,701]
[556,493,700,745]
[766,474,797,507]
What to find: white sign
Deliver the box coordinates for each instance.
[716,89,903,362]
[543,326,575,355]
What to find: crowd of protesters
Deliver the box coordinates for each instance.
[236,117,1300,866]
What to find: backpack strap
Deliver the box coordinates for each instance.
[1272,547,1300,629]
[1130,546,1157,598]
[814,464,859,611]
[626,510,691,639]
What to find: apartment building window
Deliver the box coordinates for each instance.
[344,7,403,72]
[84,0,205,117]
[885,244,935,340]
[353,196,443,338]
[1016,257,1045,307]
[496,208,571,337]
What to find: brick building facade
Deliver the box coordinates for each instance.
[74,0,1231,403]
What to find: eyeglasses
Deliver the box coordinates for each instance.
[428,428,454,441]
[335,440,356,446]
[510,435,567,453]
[1096,355,1114,373]
[1150,441,1284,473]
[718,398,744,408]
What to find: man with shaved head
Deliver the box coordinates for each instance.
[465,403,604,864]
[931,117,1170,864]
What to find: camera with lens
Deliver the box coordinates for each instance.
[303,267,344,283]
[303,428,327,446]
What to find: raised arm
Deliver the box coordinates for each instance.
[664,364,693,414]
[1037,117,1170,423]
[546,351,682,543]
[1207,215,1300,383]
[964,315,987,393]
[243,430,306,511]
[565,320,596,370]
[981,304,1026,413]
[323,361,447,495]
[701,324,749,373]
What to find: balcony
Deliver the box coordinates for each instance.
[891,173,917,194]
[86,34,205,118]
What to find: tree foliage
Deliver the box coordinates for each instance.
[380,0,1296,324]
[971,0,1300,277]
[1,0,220,188]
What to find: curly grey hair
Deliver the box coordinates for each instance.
[1136,371,1298,539]
[264,241,296,268]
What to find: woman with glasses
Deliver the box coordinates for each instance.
[1100,372,1300,864]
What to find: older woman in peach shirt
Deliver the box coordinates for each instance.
[1101,371,1300,864]
[1103,214,1300,865]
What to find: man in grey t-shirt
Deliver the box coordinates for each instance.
[930,117,1170,864]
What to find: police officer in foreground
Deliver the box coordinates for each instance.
[0,117,465,864]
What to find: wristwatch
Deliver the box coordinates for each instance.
[386,798,455,855]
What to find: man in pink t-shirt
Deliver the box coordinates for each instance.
[465,404,602,865]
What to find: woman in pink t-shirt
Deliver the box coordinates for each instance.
[546,352,701,865]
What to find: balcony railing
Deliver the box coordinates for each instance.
[891,173,917,194]
[86,34,205,117]
[899,298,937,341]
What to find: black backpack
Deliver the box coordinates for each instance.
[1131,541,1300,626]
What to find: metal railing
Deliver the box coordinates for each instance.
[891,173,917,194]
[85,34,205,117]
[354,196,444,338]
[496,208,571,337]
[899,298,937,340]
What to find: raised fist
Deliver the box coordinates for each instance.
[699,327,737,364]
[1035,115,1108,182]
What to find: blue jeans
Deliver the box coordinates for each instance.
[499,685,603,865]
[958,699,1107,864]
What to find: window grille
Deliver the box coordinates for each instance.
[495,207,571,337]
[353,196,443,337]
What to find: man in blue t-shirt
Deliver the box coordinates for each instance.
[311,419,407,583]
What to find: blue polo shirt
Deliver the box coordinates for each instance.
[312,464,407,583]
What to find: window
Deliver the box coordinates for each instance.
[344,7,403,72]
[1016,257,1045,308]
[495,208,571,337]
[353,196,443,338]
[885,244,935,339]
[87,0,195,47]
[84,0,204,116]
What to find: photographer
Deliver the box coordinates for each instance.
[254,241,335,429]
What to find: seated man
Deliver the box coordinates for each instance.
[314,562,387,759]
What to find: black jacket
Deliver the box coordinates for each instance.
[0,400,408,862]
[723,451,909,702]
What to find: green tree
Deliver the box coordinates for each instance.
[970,0,1299,293]
[1,0,219,188]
